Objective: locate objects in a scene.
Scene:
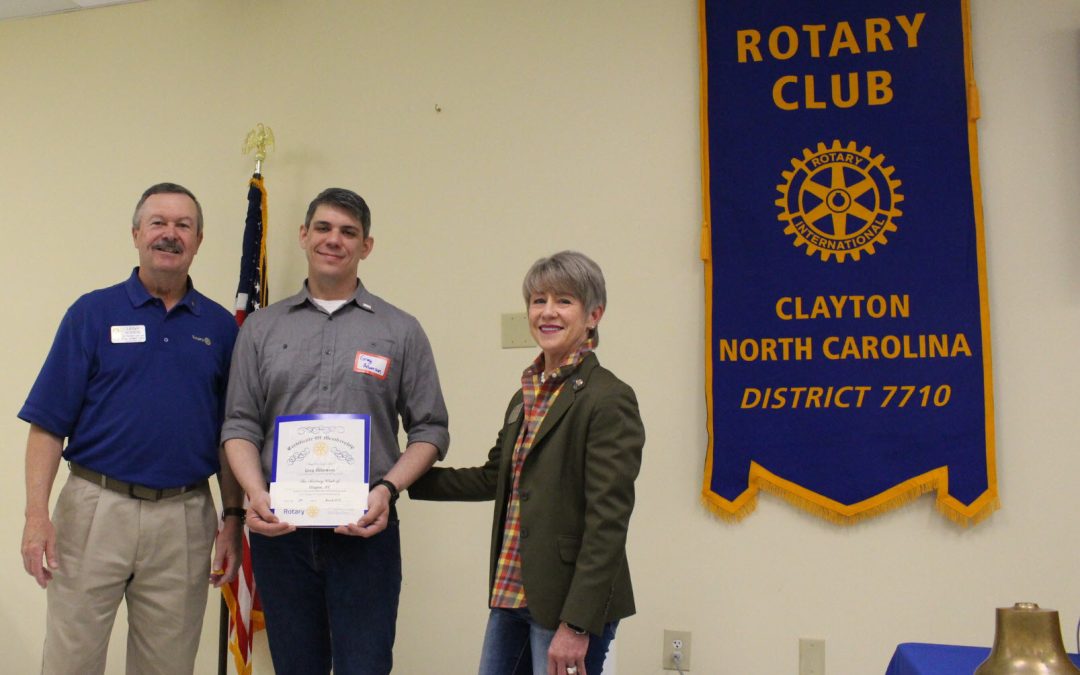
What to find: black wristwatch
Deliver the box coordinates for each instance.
[222,507,246,521]
[372,478,400,505]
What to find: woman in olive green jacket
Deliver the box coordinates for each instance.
[410,251,645,675]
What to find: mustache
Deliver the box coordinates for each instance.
[151,239,183,254]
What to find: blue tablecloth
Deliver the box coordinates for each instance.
[886,642,1080,674]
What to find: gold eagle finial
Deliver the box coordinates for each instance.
[242,123,276,172]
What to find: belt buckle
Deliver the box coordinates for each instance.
[128,483,162,501]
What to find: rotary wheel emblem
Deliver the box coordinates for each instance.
[775,140,903,263]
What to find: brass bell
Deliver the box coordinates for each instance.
[974,602,1080,674]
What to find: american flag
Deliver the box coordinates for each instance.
[222,173,268,674]
[234,174,268,321]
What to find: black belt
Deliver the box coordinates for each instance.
[69,462,207,502]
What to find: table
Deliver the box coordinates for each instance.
[886,642,1080,674]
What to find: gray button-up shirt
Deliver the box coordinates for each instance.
[221,280,449,482]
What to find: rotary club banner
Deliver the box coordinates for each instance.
[700,0,996,524]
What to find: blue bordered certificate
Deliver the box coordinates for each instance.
[270,413,371,527]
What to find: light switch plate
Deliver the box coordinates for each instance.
[501,312,534,349]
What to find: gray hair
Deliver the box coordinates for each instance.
[132,182,204,234]
[522,251,607,344]
[304,187,372,238]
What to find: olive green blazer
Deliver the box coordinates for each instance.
[409,352,645,635]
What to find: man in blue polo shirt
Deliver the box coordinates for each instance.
[18,182,245,674]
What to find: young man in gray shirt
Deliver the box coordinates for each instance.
[222,187,449,674]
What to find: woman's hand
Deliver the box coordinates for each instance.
[547,622,589,675]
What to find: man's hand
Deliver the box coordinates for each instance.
[209,517,243,587]
[244,491,295,537]
[547,623,590,675]
[23,424,64,589]
[334,483,391,537]
[22,513,58,589]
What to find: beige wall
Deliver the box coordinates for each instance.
[1,1,1078,673]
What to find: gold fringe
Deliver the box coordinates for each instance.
[759,479,935,526]
[702,472,999,527]
[221,583,265,675]
[701,492,756,522]
[250,175,270,309]
[697,0,712,264]
[936,494,999,527]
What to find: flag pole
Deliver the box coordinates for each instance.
[219,123,274,675]
[217,598,228,675]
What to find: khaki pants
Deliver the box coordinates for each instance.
[41,473,216,675]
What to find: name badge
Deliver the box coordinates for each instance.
[110,325,146,344]
[354,351,390,380]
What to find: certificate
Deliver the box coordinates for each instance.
[269,413,371,527]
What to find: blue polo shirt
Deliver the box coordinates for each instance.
[19,268,238,488]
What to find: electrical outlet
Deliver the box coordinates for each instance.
[662,629,692,671]
[799,638,825,675]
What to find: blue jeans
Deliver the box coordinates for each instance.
[477,607,618,675]
[250,519,402,675]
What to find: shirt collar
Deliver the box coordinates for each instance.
[293,278,372,309]
[124,267,201,315]
[524,338,596,384]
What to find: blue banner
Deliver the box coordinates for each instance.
[700,0,996,524]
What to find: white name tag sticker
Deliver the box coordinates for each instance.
[110,325,146,344]
[354,351,390,380]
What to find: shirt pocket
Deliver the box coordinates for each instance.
[345,338,400,393]
[265,341,312,394]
